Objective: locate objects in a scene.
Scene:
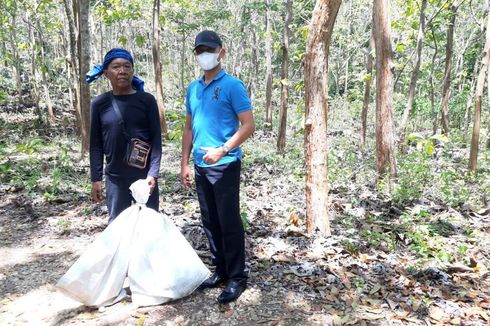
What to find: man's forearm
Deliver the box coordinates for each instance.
[181,128,193,166]
[223,123,254,151]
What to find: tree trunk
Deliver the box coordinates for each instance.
[9,13,23,105]
[264,0,273,128]
[304,0,341,236]
[360,32,374,150]
[37,28,56,122]
[487,50,490,149]
[463,51,481,143]
[399,0,427,145]
[277,0,293,153]
[78,0,91,155]
[27,11,41,118]
[469,11,490,173]
[429,24,439,135]
[247,30,258,101]
[63,0,82,137]
[152,0,168,137]
[440,5,457,135]
[180,32,186,99]
[373,0,397,181]
[343,1,352,98]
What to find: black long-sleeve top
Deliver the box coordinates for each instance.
[89,91,162,182]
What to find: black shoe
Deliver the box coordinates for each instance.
[198,273,228,290]
[217,280,247,304]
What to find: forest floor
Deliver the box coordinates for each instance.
[1,107,490,325]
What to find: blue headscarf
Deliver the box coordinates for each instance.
[85,48,145,91]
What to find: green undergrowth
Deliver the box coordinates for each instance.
[0,136,90,202]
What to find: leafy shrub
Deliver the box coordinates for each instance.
[393,151,431,204]
[0,89,7,105]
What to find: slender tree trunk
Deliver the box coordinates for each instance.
[277,0,293,153]
[335,62,341,96]
[304,0,341,236]
[343,1,352,98]
[344,56,350,97]
[429,24,439,135]
[455,29,477,93]
[469,11,490,173]
[63,0,82,137]
[247,30,258,101]
[360,32,374,150]
[27,12,41,118]
[464,53,481,142]
[37,29,56,122]
[440,5,457,135]
[264,0,273,127]
[9,14,23,105]
[152,0,168,137]
[180,32,186,99]
[78,0,91,155]
[399,0,427,145]
[487,58,490,149]
[373,0,397,181]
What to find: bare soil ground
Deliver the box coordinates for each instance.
[1,131,490,325]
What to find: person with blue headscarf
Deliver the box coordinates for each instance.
[88,48,162,223]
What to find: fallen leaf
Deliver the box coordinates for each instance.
[429,306,446,321]
[358,312,384,320]
[385,298,398,310]
[271,253,295,263]
[369,283,381,295]
[288,211,301,226]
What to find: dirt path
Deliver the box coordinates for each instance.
[1,140,490,325]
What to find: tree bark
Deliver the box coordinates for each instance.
[78,0,91,155]
[429,23,439,135]
[463,50,481,143]
[37,26,56,122]
[277,0,293,153]
[247,30,258,101]
[264,0,273,128]
[487,57,490,149]
[27,11,41,118]
[373,0,397,181]
[440,5,457,135]
[399,0,427,145]
[180,32,186,99]
[152,0,168,137]
[343,1,352,98]
[360,32,374,150]
[469,10,490,173]
[304,0,341,236]
[9,13,23,105]
[63,0,82,138]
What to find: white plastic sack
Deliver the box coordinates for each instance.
[57,179,210,307]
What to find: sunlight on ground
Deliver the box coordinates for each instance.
[0,285,82,325]
[0,247,34,268]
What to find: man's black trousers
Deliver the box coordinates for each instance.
[195,160,247,282]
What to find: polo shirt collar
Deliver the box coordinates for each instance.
[199,69,227,85]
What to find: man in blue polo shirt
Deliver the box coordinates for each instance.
[180,30,255,304]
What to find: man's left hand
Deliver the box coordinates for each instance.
[200,146,226,165]
[146,176,156,193]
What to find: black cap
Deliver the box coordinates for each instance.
[194,30,222,50]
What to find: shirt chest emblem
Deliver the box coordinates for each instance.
[212,86,221,101]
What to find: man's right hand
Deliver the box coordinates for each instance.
[180,165,193,189]
[91,181,103,202]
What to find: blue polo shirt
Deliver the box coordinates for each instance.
[186,69,252,167]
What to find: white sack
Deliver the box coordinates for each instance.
[57,180,210,307]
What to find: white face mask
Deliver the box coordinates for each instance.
[196,51,221,71]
